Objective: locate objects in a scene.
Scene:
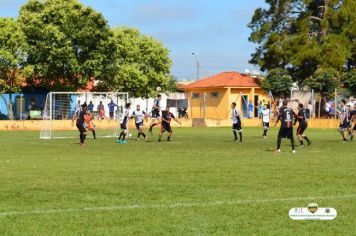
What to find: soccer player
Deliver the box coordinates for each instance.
[72,103,88,146]
[338,99,352,142]
[231,102,243,142]
[261,104,271,138]
[149,94,162,134]
[131,104,148,141]
[295,103,311,147]
[84,109,96,139]
[275,100,296,153]
[351,103,356,140]
[158,106,181,142]
[117,103,131,144]
[108,100,117,119]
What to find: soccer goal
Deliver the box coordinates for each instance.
[40,92,129,139]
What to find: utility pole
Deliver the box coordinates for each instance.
[192,53,200,81]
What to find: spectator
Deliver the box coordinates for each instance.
[108,100,118,119]
[325,101,331,118]
[75,100,81,113]
[248,100,253,118]
[97,101,105,119]
[307,101,313,119]
[88,101,94,113]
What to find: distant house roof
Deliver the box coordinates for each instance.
[182,71,260,90]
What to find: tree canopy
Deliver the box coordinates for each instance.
[260,68,293,98]
[0,17,28,119]
[249,0,355,89]
[97,27,173,98]
[18,0,116,91]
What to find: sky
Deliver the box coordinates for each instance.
[0,0,267,81]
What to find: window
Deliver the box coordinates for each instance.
[211,92,219,98]
[192,93,200,99]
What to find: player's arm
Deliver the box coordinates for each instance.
[173,114,181,125]
[274,114,281,127]
[71,113,78,126]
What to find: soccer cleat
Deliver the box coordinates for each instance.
[239,139,242,143]
[122,140,128,144]
[116,139,122,144]
[292,150,296,154]
[307,140,312,146]
[300,145,305,147]
[350,136,354,141]
[263,136,267,139]
[233,138,237,142]
[343,138,349,142]
[276,149,281,153]
[144,136,148,142]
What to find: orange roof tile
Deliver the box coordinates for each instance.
[182,71,260,89]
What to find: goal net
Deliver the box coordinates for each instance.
[40,92,129,139]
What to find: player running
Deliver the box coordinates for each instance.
[231,102,243,142]
[275,101,296,153]
[117,103,131,144]
[261,104,271,138]
[158,106,181,142]
[149,94,162,135]
[84,109,96,139]
[72,103,88,146]
[131,104,148,141]
[338,99,352,142]
[294,103,311,147]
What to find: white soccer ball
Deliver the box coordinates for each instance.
[156,86,161,92]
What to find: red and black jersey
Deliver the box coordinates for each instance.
[297,109,308,126]
[278,107,295,128]
[161,110,175,124]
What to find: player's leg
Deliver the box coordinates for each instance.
[289,129,296,153]
[232,124,238,141]
[276,129,282,152]
[263,122,269,137]
[139,122,147,141]
[238,122,242,142]
[338,126,348,141]
[297,126,304,146]
[158,125,164,142]
[348,127,353,141]
[302,126,311,146]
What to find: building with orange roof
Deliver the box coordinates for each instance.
[181,71,269,120]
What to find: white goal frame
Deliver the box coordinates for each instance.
[40,92,129,139]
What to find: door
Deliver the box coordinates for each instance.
[241,95,249,118]
[254,95,259,118]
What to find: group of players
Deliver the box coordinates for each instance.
[231,99,356,153]
[72,94,356,150]
[72,94,181,145]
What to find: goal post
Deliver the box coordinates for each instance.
[40,92,129,139]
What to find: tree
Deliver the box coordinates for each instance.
[97,27,173,98]
[261,68,293,99]
[248,0,355,86]
[0,18,27,119]
[342,70,356,96]
[18,0,116,91]
[306,67,339,117]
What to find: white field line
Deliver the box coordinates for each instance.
[1,194,356,217]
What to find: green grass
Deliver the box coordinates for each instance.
[0,127,355,235]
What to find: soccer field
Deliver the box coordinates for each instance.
[0,127,355,235]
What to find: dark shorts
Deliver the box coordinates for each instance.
[339,122,351,130]
[135,122,143,130]
[263,122,269,128]
[151,110,160,119]
[297,124,308,135]
[278,127,293,139]
[161,123,172,133]
[109,111,114,118]
[121,122,127,131]
[232,122,242,131]
[76,123,86,134]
